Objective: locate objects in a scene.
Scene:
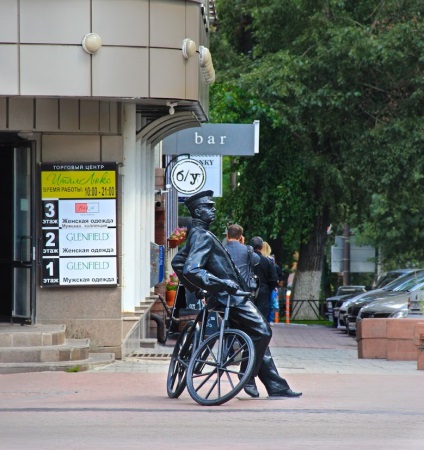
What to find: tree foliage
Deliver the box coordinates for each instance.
[211,0,424,279]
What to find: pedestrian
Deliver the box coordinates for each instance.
[172,190,301,399]
[250,236,279,323]
[224,224,260,296]
[261,241,272,258]
[261,243,280,323]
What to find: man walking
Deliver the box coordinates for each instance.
[172,190,301,399]
[224,224,259,297]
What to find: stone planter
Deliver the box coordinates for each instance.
[167,238,179,249]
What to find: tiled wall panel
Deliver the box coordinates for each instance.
[0,0,18,42]
[20,46,91,96]
[0,45,19,95]
[92,0,149,46]
[92,48,149,98]
[150,0,186,48]
[8,98,34,131]
[20,0,89,44]
[150,48,185,99]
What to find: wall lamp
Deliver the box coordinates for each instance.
[82,33,102,54]
[199,46,215,84]
[155,184,172,196]
[182,38,197,59]
[167,102,178,115]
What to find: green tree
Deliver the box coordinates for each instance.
[211,0,424,312]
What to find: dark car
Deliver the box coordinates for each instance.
[326,286,367,327]
[342,270,424,334]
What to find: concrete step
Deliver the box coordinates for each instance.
[134,299,156,315]
[0,323,115,374]
[0,339,90,364]
[139,338,158,349]
[0,352,116,374]
[0,324,66,347]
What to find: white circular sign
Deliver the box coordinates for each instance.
[170,159,206,195]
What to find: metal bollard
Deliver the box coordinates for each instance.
[285,292,290,324]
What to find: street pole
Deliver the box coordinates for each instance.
[342,224,351,286]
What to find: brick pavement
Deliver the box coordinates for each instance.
[1,323,423,449]
[269,323,358,349]
[98,322,419,375]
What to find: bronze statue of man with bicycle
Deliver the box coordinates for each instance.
[171,190,301,403]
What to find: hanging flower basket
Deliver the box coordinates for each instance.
[167,227,187,248]
[167,238,180,248]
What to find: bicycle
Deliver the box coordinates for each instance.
[167,289,256,406]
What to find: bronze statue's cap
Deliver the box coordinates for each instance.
[184,190,215,211]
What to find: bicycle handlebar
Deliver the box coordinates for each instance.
[234,290,252,297]
[196,288,252,298]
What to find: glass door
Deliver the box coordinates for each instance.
[12,146,35,320]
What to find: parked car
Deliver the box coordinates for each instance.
[333,269,420,328]
[336,269,424,334]
[326,286,368,327]
[357,281,424,322]
[372,268,421,289]
[344,273,424,333]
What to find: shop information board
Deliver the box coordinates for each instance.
[40,163,118,286]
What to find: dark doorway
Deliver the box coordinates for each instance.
[0,134,35,323]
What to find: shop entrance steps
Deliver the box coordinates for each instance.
[0,323,115,374]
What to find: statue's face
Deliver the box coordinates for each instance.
[195,203,216,224]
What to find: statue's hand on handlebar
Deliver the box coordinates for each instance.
[195,289,207,299]
[220,279,239,295]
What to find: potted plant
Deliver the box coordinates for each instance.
[165,272,179,306]
[168,227,187,248]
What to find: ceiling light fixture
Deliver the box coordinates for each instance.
[167,102,178,115]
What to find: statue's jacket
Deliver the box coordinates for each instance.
[171,219,249,307]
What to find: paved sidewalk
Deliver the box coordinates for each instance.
[1,323,423,449]
[92,322,419,375]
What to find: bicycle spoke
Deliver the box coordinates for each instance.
[222,367,236,390]
[192,363,218,393]
[223,343,245,367]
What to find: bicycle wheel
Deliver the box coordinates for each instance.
[167,320,197,398]
[186,329,255,406]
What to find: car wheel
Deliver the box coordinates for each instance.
[346,318,353,336]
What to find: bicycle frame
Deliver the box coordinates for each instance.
[216,293,232,364]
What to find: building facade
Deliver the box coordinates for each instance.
[0,0,215,357]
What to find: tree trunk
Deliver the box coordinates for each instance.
[292,208,329,320]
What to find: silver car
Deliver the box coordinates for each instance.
[357,281,424,322]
